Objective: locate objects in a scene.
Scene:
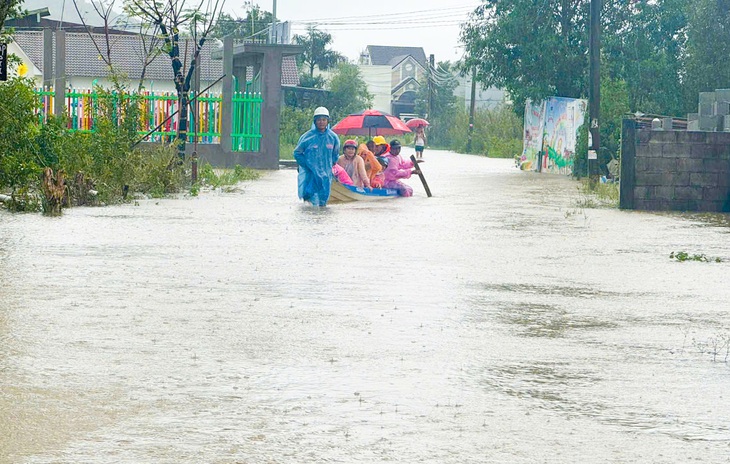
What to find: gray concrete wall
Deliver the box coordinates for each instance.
[188,144,277,170]
[620,120,730,211]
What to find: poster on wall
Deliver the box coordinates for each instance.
[520,100,545,170]
[521,97,587,174]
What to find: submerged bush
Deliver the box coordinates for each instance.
[197,162,261,191]
[0,77,191,211]
[0,77,43,202]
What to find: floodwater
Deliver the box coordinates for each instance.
[1,150,729,464]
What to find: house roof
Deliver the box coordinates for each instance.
[392,76,421,95]
[12,31,300,86]
[366,45,428,68]
[388,54,427,71]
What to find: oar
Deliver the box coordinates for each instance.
[410,154,432,197]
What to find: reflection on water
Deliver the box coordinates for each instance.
[1,150,730,463]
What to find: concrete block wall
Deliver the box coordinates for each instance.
[620,120,730,211]
[693,89,730,131]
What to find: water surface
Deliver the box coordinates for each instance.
[1,150,729,463]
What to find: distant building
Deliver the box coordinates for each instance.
[358,45,429,117]
[453,74,506,110]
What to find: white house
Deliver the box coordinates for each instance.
[358,45,429,118]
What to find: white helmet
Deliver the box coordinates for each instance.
[313,106,330,118]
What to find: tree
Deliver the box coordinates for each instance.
[325,62,372,121]
[124,0,224,161]
[210,3,272,40]
[414,61,458,148]
[601,0,686,116]
[459,0,694,162]
[292,26,345,82]
[683,0,730,110]
[1,0,24,41]
[460,0,589,112]
[72,0,162,92]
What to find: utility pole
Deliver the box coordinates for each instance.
[270,0,277,44]
[588,0,601,177]
[467,67,477,153]
[428,54,435,119]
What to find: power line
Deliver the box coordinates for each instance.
[294,11,473,27]
[291,4,477,24]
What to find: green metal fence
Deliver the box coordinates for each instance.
[33,87,262,152]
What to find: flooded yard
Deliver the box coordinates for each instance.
[1,149,729,463]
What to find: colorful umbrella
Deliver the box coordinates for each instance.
[406,118,430,129]
[331,109,412,136]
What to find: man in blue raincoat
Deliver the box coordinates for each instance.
[294,107,340,206]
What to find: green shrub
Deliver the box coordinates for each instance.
[279,106,313,160]
[0,77,42,196]
[449,104,523,157]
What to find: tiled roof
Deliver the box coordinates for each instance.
[366,45,428,68]
[12,31,300,86]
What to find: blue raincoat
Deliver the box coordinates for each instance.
[293,121,340,206]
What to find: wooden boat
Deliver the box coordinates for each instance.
[329,181,399,203]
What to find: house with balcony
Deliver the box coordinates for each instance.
[358,45,429,118]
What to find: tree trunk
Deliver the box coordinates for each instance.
[41,167,66,215]
[177,90,188,161]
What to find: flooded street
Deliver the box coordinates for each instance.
[1,149,729,463]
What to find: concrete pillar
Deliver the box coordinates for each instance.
[42,28,53,88]
[259,49,284,168]
[54,30,65,118]
[220,37,233,152]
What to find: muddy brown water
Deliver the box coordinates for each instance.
[1,150,729,463]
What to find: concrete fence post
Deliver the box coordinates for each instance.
[619,119,637,209]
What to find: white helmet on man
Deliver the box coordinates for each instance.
[313,106,330,119]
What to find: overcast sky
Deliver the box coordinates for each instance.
[25,0,481,64]
[224,0,483,64]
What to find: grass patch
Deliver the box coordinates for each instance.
[279,142,296,161]
[193,163,261,194]
[575,178,619,208]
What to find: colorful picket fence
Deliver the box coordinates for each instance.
[33,87,262,151]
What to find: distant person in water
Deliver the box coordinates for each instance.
[414,126,427,159]
[293,106,339,206]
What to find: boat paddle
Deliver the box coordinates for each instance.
[410,155,432,197]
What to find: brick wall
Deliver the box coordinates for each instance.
[620,119,730,211]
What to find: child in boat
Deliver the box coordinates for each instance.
[356,143,383,188]
[372,157,387,189]
[337,139,371,189]
[332,164,353,185]
[382,139,415,197]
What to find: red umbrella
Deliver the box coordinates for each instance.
[331,109,412,136]
[406,118,430,129]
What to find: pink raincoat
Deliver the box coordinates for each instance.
[332,164,353,185]
[382,151,414,197]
